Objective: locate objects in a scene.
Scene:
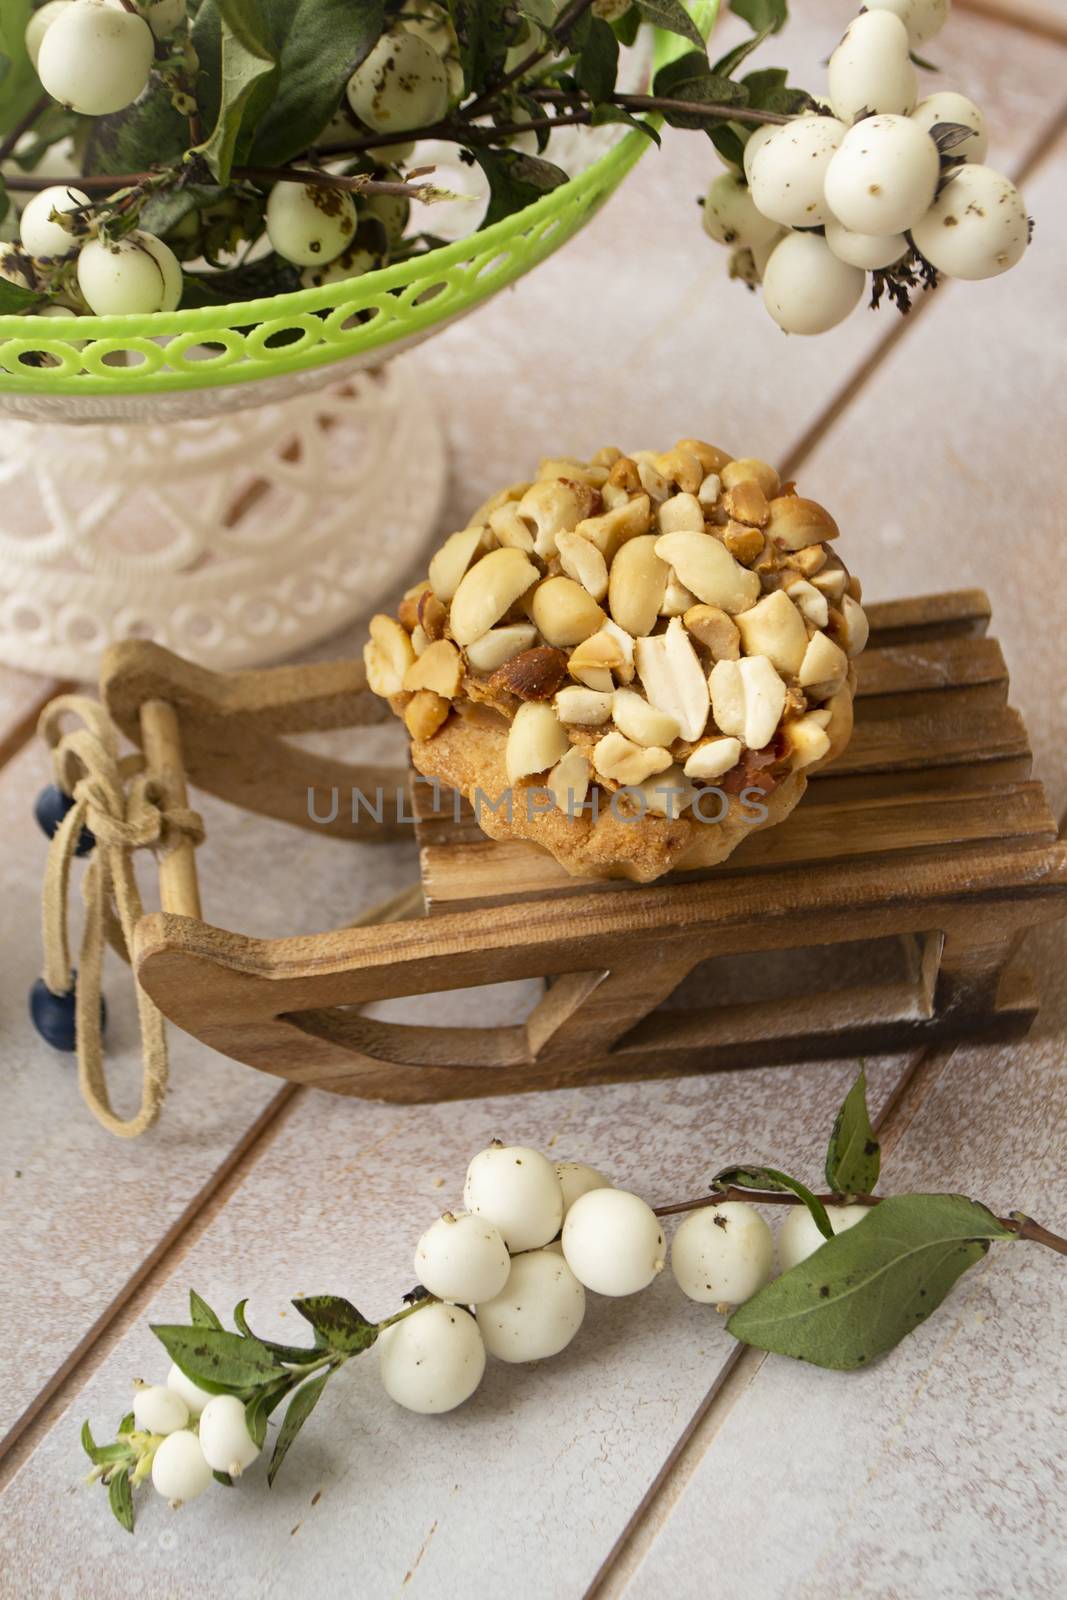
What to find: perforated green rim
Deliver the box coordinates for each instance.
[0,4,718,399]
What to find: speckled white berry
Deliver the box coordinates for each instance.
[828,11,917,126]
[866,0,950,48]
[701,171,783,252]
[266,182,357,267]
[555,1160,611,1215]
[910,91,988,164]
[414,1212,511,1305]
[37,0,154,116]
[670,1203,775,1306]
[562,1187,665,1297]
[910,164,1029,280]
[778,1203,870,1272]
[747,116,846,229]
[824,115,940,237]
[476,1249,586,1361]
[76,230,182,314]
[762,231,866,335]
[824,218,908,270]
[19,184,88,257]
[463,1144,563,1252]
[346,31,449,135]
[378,1302,485,1413]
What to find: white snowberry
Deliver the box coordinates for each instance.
[463,1144,563,1252]
[19,184,88,258]
[132,1382,189,1437]
[747,116,846,229]
[299,240,386,288]
[77,230,181,314]
[378,1302,485,1413]
[363,184,409,245]
[778,1202,870,1272]
[476,1249,586,1362]
[910,91,988,164]
[561,1187,665,1297]
[701,171,783,253]
[555,1160,611,1215]
[150,1429,213,1507]
[762,231,866,335]
[166,1361,214,1418]
[670,1202,775,1307]
[37,0,154,117]
[866,0,951,48]
[143,0,187,39]
[742,122,776,185]
[414,1212,511,1305]
[266,182,357,267]
[25,0,71,71]
[828,11,917,126]
[197,1393,260,1477]
[346,31,450,136]
[824,115,940,237]
[824,218,908,271]
[910,164,1029,280]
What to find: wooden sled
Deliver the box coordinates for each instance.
[102,589,1067,1103]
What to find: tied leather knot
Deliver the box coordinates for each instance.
[38,694,205,1139]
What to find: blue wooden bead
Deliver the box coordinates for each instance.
[33,785,95,856]
[29,974,106,1054]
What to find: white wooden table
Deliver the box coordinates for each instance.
[2,4,1066,1595]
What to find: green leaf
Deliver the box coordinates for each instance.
[729,0,787,33]
[634,0,705,52]
[712,25,773,79]
[232,1298,326,1363]
[83,77,189,177]
[0,263,39,311]
[291,1295,378,1354]
[267,1371,330,1486]
[199,12,277,183]
[247,0,386,167]
[573,13,619,105]
[0,0,38,133]
[825,1067,881,1196]
[189,1289,224,1330]
[117,1412,136,1437]
[108,1468,135,1534]
[652,52,747,132]
[81,1420,99,1463]
[469,146,567,229]
[590,102,660,146]
[613,5,642,49]
[448,0,512,97]
[714,1164,834,1239]
[727,1194,1015,1371]
[150,1324,288,1393]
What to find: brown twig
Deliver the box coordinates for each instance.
[653,1188,1067,1256]
[0,92,51,168]
[3,167,437,202]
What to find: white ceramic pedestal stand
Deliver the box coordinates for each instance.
[0,361,448,677]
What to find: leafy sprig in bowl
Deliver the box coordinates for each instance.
[0,0,724,421]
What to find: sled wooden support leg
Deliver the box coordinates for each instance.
[140,698,201,920]
[116,589,1067,1103]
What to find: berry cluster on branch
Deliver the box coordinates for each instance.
[81,1069,1065,1535]
[0,0,1031,330]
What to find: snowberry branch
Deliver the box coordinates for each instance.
[3,165,440,203]
[653,1188,1067,1256]
[464,0,597,118]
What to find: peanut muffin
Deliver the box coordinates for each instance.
[365,440,865,882]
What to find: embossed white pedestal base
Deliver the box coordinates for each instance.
[0,363,447,679]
